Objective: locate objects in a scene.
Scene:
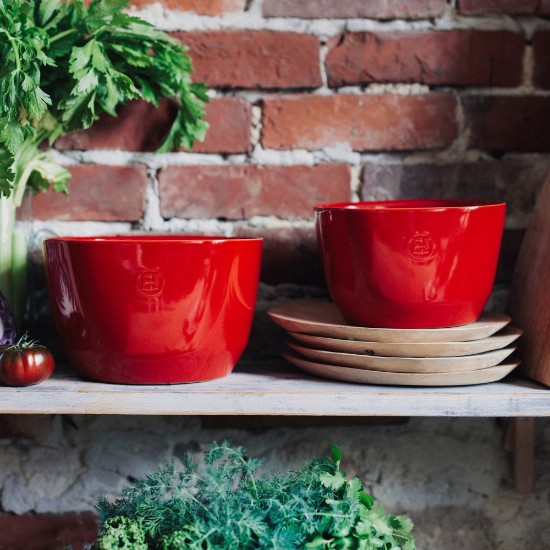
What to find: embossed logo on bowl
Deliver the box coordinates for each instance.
[407,232,435,261]
[136,268,164,296]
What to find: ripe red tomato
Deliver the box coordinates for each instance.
[0,341,55,387]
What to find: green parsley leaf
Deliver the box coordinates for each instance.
[0,0,209,200]
[320,470,347,491]
[0,121,26,155]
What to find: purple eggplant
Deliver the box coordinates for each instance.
[0,291,17,345]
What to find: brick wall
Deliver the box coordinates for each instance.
[19,0,550,293]
[6,3,550,547]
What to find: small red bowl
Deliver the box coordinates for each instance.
[315,199,506,329]
[43,235,262,384]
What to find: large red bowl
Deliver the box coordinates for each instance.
[43,235,262,384]
[315,200,506,329]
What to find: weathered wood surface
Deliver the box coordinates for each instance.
[0,361,549,416]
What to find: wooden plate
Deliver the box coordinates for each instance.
[283,352,520,387]
[268,300,511,343]
[289,326,522,358]
[287,341,516,373]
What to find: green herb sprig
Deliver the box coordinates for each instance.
[93,441,416,550]
[0,0,208,200]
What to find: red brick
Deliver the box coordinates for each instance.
[193,98,252,153]
[19,166,148,221]
[533,32,550,89]
[262,94,458,152]
[263,0,446,19]
[172,31,322,89]
[158,164,351,219]
[326,31,523,88]
[457,0,541,14]
[463,96,550,152]
[55,100,173,152]
[0,511,98,550]
[55,98,251,154]
[129,0,246,14]
[234,225,324,284]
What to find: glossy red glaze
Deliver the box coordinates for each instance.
[315,200,506,328]
[43,236,262,384]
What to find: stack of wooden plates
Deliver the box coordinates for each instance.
[267,300,522,387]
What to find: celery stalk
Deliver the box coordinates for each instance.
[11,227,27,330]
[0,135,70,327]
[0,195,15,307]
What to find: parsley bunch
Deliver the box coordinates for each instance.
[0,0,208,202]
[93,441,416,550]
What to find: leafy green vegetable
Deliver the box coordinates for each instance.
[95,516,148,550]
[92,441,416,550]
[0,0,208,319]
[0,0,208,200]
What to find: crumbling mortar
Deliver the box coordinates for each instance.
[142,167,165,231]
[132,4,531,34]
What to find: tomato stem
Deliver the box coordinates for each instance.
[7,332,40,351]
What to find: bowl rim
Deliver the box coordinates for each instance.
[314,199,506,212]
[43,235,263,244]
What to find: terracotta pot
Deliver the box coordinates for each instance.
[315,200,505,329]
[43,235,262,384]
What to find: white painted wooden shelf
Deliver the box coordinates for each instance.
[0,360,549,417]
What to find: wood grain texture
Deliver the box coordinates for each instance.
[268,301,511,342]
[287,341,516,373]
[0,361,549,417]
[503,418,535,494]
[507,173,550,386]
[289,326,522,357]
[512,417,535,494]
[283,352,520,386]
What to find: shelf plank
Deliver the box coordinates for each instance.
[0,361,549,416]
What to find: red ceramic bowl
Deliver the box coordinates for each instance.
[43,235,262,384]
[315,200,506,329]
